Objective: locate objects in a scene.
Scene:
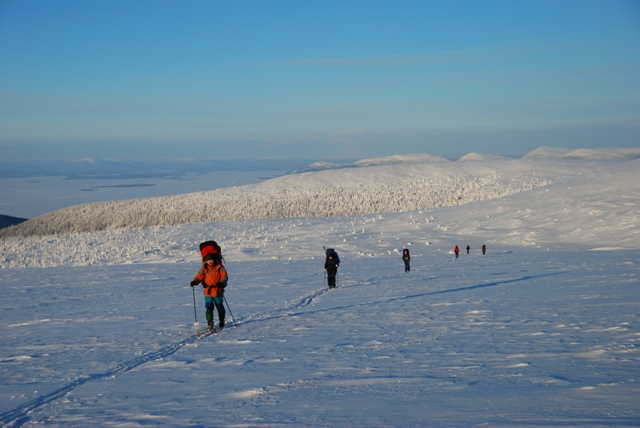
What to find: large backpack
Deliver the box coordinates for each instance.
[325,248,341,265]
[199,240,223,263]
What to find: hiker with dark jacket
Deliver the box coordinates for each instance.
[191,253,228,331]
[325,254,339,289]
[466,245,470,254]
[402,248,410,272]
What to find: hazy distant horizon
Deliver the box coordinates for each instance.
[0,169,294,220]
[2,130,639,166]
[0,155,327,180]
[3,144,639,222]
[2,1,638,163]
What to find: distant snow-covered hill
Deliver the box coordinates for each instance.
[0,147,639,268]
[0,147,638,241]
[287,153,448,174]
[524,146,640,160]
[458,153,510,162]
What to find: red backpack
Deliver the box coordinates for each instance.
[199,240,223,263]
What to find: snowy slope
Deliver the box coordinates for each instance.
[5,147,635,238]
[1,151,639,269]
[0,237,638,426]
[0,149,639,427]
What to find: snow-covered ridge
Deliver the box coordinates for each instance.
[458,152,510,162]
[1,155,556,238]
[1,151,639,268]
[287,153,448,174]
[353,153,449,166]
[0,148,638,243]
[288,161,342,174]
[524,146,640,160]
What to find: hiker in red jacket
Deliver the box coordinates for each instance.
[454,245,460,259]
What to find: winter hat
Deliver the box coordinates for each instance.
[203,253,216,262]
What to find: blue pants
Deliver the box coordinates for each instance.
[205,296,225,325]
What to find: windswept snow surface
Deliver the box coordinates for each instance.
[1,247,638,427]
[1,151,639,426]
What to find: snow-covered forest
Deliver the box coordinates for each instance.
[1,147,639,427]
[2,147,639,241]
[1,147,639,269]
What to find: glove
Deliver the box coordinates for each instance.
[216,281,226,289]
[190,280,199,287]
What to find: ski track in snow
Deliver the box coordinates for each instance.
[0,260,568,427]
[0,341,186,427]
[1,151,639,426]
[0,260,450,426]
[0,277,362,425]
[0,276,336,426]
[1,249,638,426]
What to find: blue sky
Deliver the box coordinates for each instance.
[1,0,639,161]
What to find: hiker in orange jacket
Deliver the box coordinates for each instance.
[191,253,228,330]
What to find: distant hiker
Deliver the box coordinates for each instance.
[402,249,411,272]
[191,241,228,331]
[325,248,341,265]
[466,245,470,254]
[482,244,486,255]
[454,245,459,259]
[324,250,339,289]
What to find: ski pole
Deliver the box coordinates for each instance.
[223,295,237,327]
[192,285,198,322]
[192,285,201,337]
[322,246,328,289]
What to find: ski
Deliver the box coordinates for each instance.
[196,325,227,337]
[197,329,212,337]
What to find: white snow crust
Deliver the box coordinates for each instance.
[0,147,639,427]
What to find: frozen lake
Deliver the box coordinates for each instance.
[0,170,285,219]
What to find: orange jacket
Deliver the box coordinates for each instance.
[193,262,228,297]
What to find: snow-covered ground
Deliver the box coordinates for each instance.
[6,147,640,239]
[1,149,639,426]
